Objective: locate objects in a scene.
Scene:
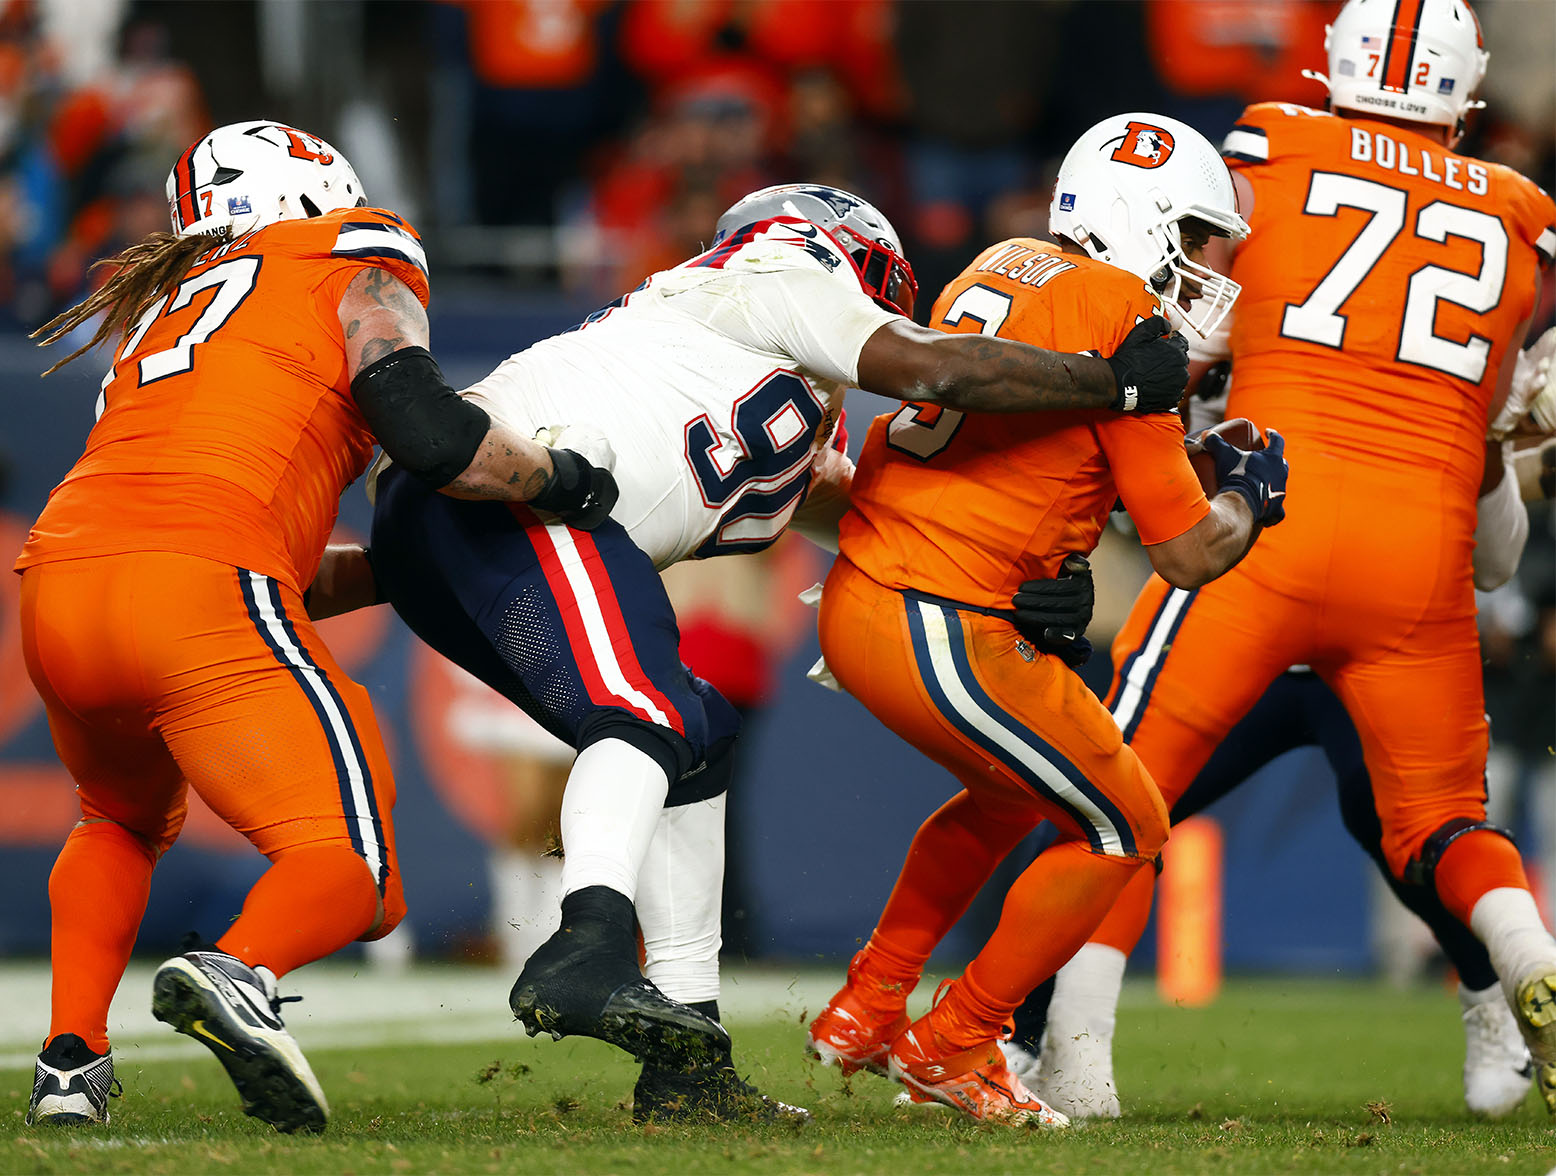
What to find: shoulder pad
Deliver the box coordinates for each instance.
[1223,102,1332,166]
[259,207,430,305]
[1488,166,1556,264]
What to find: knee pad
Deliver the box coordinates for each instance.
[1402,817,1517,888]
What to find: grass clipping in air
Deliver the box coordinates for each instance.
[3,976,1554,1175]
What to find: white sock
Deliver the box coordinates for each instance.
[1048,943,1128,1037]
[1469,887,1556,999]
[636,795,725,1005]
[489,848,564,970]
[558,739,670,902]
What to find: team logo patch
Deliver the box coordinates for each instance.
[1059,192,1076,211]
[1438,77,1456,94]
[227,196,252,215]
[1338,58,1357,76]
[1108,121,1176,170]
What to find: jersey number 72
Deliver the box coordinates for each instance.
[1279,173,1507,383]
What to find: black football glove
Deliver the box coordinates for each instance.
[1104,316,1190,414]
[530,447,619,530]
[1012,554,1094,668]
[1203,428,1288,527]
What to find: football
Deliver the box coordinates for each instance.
[1187,417,1266,497]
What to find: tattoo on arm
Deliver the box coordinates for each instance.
[338,266,430,380]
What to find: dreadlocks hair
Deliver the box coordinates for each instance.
[31,230,226,376]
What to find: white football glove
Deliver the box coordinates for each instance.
[1490,325,1556,439]
[533,424,617,473]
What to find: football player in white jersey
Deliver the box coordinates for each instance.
[341,184,1192,1120]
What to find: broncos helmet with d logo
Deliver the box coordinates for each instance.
[167,120,366,239]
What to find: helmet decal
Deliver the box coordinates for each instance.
[1380,0,1427,93]
[1108,122,1177,170]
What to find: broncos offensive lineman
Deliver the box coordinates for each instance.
[315,184,1193,1119]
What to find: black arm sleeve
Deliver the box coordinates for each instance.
[349,346,491,489]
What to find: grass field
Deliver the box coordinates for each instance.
[3,966,1555,1175]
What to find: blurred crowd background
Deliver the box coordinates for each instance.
[0,0,1552,978]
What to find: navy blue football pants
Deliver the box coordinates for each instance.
[370,466,741,806]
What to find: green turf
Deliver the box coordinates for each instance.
[4,979,1554,1175]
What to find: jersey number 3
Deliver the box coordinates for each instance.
[1280,173,1508,382]
[886,284,1012,460]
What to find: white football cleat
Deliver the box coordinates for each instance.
[152,947,329,1133]
[1460,983,1533,1117]
[1038,1020,1120,1120]
[26,1034,119,1126]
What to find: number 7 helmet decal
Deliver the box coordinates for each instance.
[1050,112,1250,342]
[167,121,366,239]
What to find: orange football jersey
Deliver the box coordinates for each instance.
[1221,102,1556,502]
[16,208,430,592]
[839,240,1210,611]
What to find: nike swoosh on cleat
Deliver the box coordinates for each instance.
[191,1020,238,1053]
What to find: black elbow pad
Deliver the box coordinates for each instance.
[350,346,490,489]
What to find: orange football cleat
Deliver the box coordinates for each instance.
[887,1008,1070,1127]
[806,951,913,1076]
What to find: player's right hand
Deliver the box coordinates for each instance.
[531,447,620,529]
[1204,428,1288,527]
[1104,315,1190,414]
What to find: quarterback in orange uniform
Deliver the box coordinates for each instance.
[1028,0,1556,1121]
[804,113,1287,1124]
[18,121,614,1131]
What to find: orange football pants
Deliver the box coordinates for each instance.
[21,552,404,930]
[818,556,1168,1001]
[1107,522,1488,879]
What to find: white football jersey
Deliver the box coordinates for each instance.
[463,218,899,567]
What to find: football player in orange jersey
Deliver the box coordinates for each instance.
[803,113,1287,1125]
[16,121,615,1132]
[1015,0,1556,1122]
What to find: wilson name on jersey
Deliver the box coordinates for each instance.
[463,217,897,567]
[18,208,430,591]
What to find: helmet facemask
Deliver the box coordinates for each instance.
[1147,210,1246,342]
[832,223,919,319]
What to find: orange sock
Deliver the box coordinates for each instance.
[49,821,156,1053]
[1090,858,1157,954]
[872,792,1035,964]
[218,845,380,977]
[1434,830,1531,926]
[964,842,1143,1014]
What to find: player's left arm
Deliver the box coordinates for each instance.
[340,268,616,523]
[787,445,854,553]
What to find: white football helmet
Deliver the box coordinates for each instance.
[713,183,918,318]
[1049,112,1249,341]
[1315,0,1488,130]
[166,120,366,239]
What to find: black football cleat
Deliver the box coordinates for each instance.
[26,1034,120,1126]
[509,886,730,1064]
[151,946,328,1133]
[633,1057,811,1125]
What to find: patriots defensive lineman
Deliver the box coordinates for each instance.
[341,184,1191,1119]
